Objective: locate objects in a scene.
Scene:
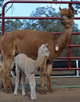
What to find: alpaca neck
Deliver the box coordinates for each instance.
[34,54,45,68]
[56,26,72,50]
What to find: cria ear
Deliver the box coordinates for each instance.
[41,44,45,48]
[41,44,48,49]
[44,44,48,47]
[59,7,62,11]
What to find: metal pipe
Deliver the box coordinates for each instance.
[57,57,80,59]
[18,85,80,89]
[67,3,72,69]
[53,68,80,70]
[1,17,80,19]
[76,60,79,77]
[52,32,80,35]
[2,1,80,5]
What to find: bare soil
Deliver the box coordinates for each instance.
[0,77,80,102]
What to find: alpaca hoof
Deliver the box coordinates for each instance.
[14,93,17,96]
[8,88,14,93]
[47,88,53,93]
[31,98,37,101]
[1,88,8,93]
[5,90,8,93]
[14,92,17,96]
[31,96,37,100]
[22,93,26,96]
[39,89,46,94]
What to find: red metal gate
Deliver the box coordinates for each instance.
[1,0,80,70]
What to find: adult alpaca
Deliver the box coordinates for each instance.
[0,6,74,93]
[14,44,50,100]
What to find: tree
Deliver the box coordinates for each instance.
[24,6,63,32]
[0,19,23,35]
[5,19,23,32]
[0,0,4,7]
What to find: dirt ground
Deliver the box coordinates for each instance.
[0,77,80,102]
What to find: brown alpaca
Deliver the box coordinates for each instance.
[0,6,74,93]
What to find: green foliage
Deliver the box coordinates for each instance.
[0,0,4,7]
[24,6,63,32]
[5,19,23,32]
[72,3,80,15]
[0,19,23,35]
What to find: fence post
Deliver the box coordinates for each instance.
[76,60,79,77]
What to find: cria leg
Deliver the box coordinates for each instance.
[21,73,26,96]
[27,73,37,100]
[14,65,20,95]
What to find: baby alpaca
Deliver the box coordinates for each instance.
[14,44,50,100]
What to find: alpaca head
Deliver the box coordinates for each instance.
[38,44,50,57]
[59,6,74,28]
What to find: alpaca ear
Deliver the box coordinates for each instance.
[59,7,62,11]
[70,6,74,13]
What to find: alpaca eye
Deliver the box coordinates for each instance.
[67,15,72,19]
[61,15,63,17]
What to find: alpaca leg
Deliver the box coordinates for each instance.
[7,69,14,92]
[47,75,53,92]
[40,73,46,94]
[7,76,13,92]
[1,59,13,92]
[1,68,8,92]
[14,66,20,95]
[27,74,37,100]
[40,61,46,94]
[1,41,15,92]
[1,64,13,92]
[21,73,26,96]
[2,77,8,92]
[46,64,53,92]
